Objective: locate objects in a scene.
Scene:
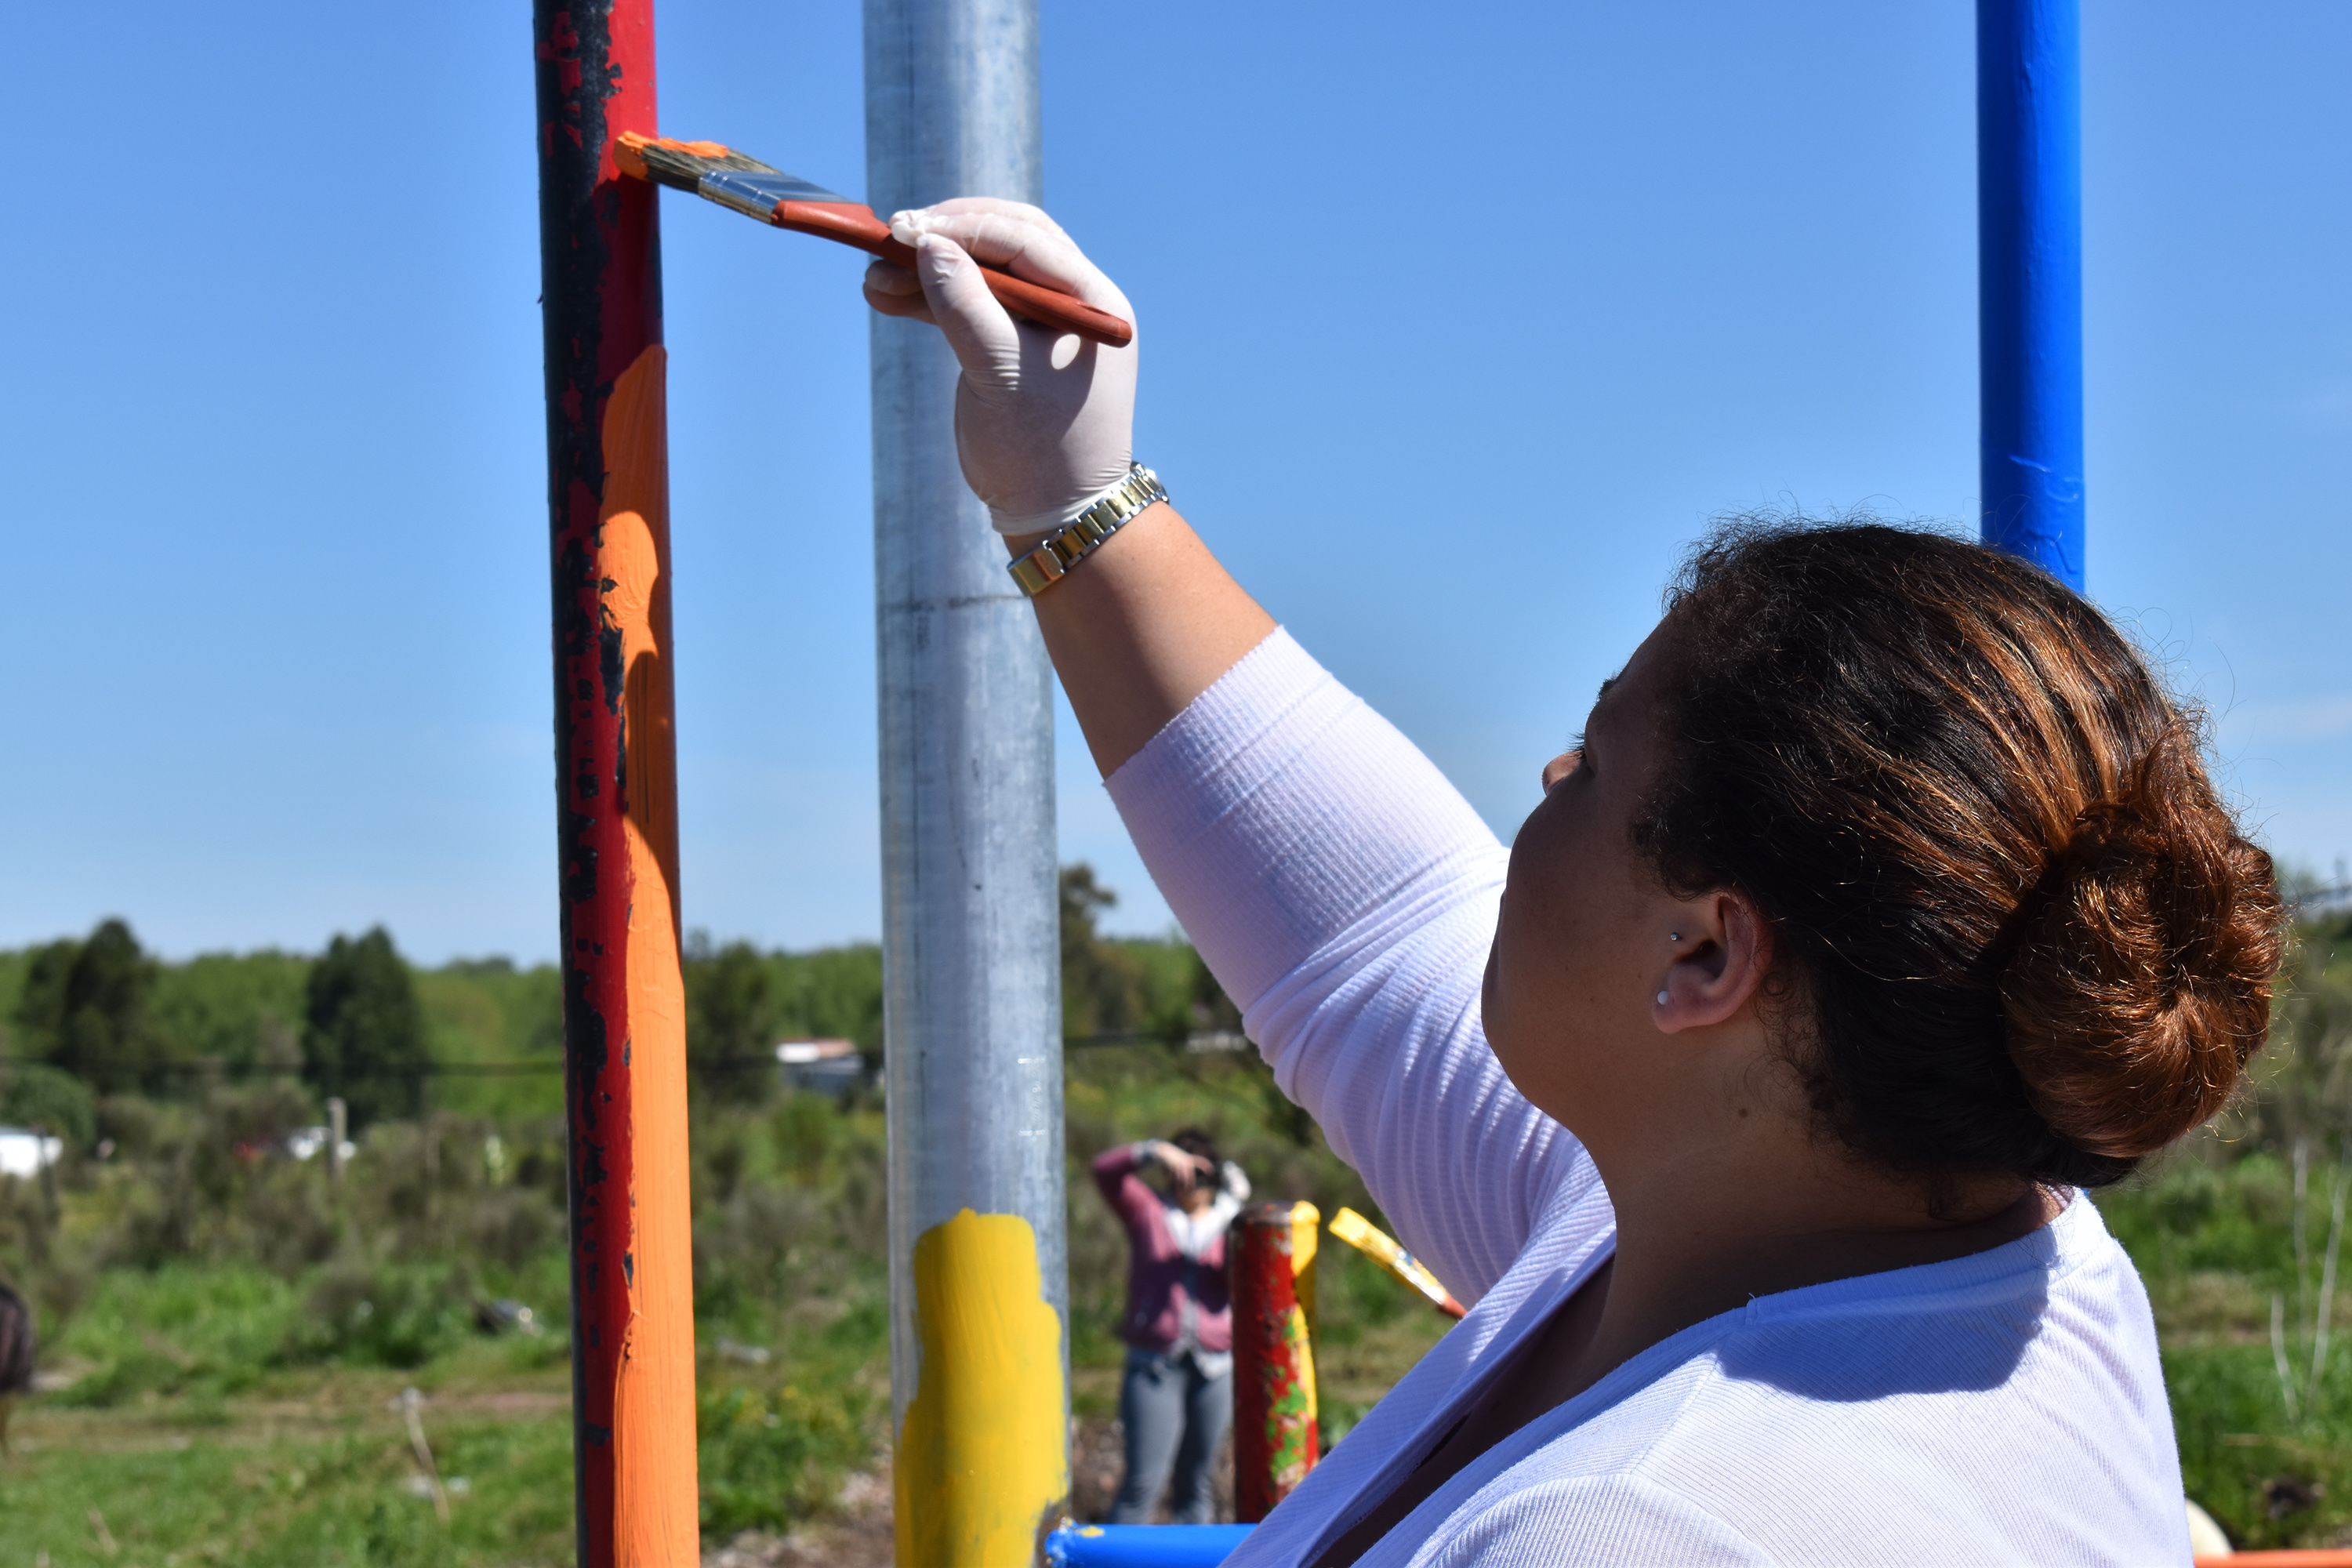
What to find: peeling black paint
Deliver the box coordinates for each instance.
[561,811,597,906]
[557,538,598,660]
[613,703,630,814]
[535,2,634,1561]
[599,619,626,717]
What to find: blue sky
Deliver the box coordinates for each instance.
[3,1,2346,963]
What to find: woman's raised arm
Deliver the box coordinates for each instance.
[865,202,1596,1300]
[1019,499,1277,775]
[862,199,1274,775]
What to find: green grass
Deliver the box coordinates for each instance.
[18,910,2352,1555]
[0,904,1475,1556]
[3,1249,895,1563]
[2,1403,577,1567]
[50,1261,302,1405]
[0,1040,1457,1561]
[2101,1152,2352,1550]
[19,1058,2346,1557]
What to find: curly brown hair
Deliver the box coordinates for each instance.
[1634,517,2281,1192]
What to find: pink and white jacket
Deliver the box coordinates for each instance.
[1093,1142,1252,1362]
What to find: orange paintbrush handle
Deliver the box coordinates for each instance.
[964,259,1135,349]
[774,200,1134,349]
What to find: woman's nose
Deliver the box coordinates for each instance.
[1541,750,1582,793]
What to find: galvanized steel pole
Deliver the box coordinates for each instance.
[532,3,702,1563]
[864,0,1071,1559]
[1976,0,2086,590]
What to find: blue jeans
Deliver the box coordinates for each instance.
[1113,1347,1232,1525]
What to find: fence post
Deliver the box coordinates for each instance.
[863,0,1070,1560]
[1976,0,2085,590]
[531,2,701,1563]
[1233,1202,1319,1521]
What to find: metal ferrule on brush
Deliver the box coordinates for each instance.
[698,169,855,223]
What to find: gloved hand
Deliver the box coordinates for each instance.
[862,199,1138,535]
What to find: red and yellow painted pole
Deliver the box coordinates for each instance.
[532,5,699,1565]
[1232,1202,1319,1522]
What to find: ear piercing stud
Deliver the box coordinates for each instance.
[1656,989,1671,1005]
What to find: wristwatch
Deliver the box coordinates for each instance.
[1006,465,1167,597]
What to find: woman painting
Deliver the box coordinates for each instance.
[862,203,2280,1565]
[1093,1130,1251,1524]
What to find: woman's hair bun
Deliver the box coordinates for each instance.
[1999,724,2282,1160]
[1640,517,2285,1191]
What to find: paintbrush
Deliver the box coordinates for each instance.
[615,134,1134,348]
[1329,1206,1468,1319]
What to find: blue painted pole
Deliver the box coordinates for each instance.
[1976,0,2085,591]
[1044,1523,1256,1567]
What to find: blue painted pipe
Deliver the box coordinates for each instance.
[1976,0,2085,591]
[1044,1523,1257,1566]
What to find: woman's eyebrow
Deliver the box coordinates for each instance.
[1584,666,1632,740]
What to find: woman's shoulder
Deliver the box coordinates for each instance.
[1439,1198,2181,1566]
[1703,1190,2161,1407]
[1399,1473,1769,1567]
[1679,1195,2161,1442]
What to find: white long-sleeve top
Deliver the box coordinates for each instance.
[1104,629,2190,1568]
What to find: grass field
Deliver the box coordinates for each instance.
[9,910,2352,1561]
[0,1040,1453,1566]
[2100,1150,2352,1552]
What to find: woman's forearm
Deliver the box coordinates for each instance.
[1091,1144,1158,1226]
[863,208,1272,775]
[1009,502,1277,777]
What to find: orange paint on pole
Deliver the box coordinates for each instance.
[599,346,698,1567]
[532,4,698,1563]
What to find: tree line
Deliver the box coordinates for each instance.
[0,866,1238,1140]
[2,920,427,1135]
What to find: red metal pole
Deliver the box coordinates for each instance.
[532,5,699,1565]
[1232,1202,1319,1522]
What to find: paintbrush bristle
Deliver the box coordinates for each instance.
[615,132,782,191]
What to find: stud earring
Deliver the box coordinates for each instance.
[1656,989,1670,1005]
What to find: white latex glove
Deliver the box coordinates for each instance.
[862,199,1138,535]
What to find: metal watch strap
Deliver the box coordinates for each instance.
[1006,466,1167,597]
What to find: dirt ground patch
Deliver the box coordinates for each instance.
[705,1466,895,1566]
[702,1414,1239,1567]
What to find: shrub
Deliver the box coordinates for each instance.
[294,1262,467,1370]
[0,1062,96,1145]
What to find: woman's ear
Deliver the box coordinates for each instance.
[1653,891,1772,1033]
